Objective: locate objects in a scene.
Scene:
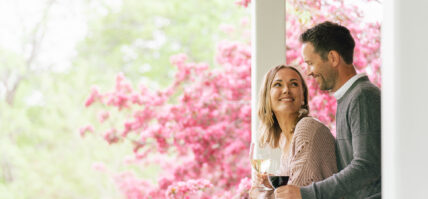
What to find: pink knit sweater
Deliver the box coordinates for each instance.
[251,117,337,199]
[280,117,337,186]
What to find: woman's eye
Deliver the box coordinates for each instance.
[291,82,299,87]
[273,83,281,87]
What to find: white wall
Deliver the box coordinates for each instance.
[251,0,286,171]
[382,0,428,198]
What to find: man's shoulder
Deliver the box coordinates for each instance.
[346,78,381,102]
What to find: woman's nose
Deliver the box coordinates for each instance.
[282,85,289,93]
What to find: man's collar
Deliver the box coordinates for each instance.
[333,73,367,100]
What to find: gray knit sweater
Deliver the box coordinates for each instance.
[300,76,382,199]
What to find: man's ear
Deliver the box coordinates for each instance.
[328,50,341,67]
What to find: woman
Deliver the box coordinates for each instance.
[249,65,337,199]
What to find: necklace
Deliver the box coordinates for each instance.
[289,126,295,134]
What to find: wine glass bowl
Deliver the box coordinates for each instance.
[268,176,289,189]
[250,143,273,191]
[251,159,262,172]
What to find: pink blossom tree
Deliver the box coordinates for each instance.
[82,0,381,198]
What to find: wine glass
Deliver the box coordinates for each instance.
[268,175,290,189]
[250,143,273,191]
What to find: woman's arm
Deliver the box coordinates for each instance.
[286,117,337,186]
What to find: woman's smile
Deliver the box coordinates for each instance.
[278,96,294,102]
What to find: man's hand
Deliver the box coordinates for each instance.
[274,185,302,199]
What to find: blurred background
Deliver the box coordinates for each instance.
[0,0,248,198]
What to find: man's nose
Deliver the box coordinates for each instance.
[307,66,315,77]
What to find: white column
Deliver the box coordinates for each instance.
[382,0,428,198]
[251,0,286,171]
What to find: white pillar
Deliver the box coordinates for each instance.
[251,0,286,171]
[382,0,428,198]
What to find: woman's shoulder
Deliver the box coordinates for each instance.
[295,117,331,138]
[296,117,326,128]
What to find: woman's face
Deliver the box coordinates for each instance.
[269,68,304,116]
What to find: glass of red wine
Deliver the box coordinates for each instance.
[268,176,289,189]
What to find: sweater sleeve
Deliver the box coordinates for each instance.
[288,118,337,187]
[300,90,381,199]
[287,118,316,186]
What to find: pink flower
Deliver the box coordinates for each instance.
[166,179,212,198]
[158,177,173,190]
[233,177,251,198]
[104,128,120,144]
[219,24,235,34]
[85,86,101,107]
[170,53,187,67]
[79,124,94,137]
[235,0,251,7]
[92,162,106,172]
[106,92,130,110]
[97,111,110,123]
[114,172,153,199]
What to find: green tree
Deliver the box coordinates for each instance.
[75,0,248,87]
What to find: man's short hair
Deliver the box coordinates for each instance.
[300,21,355,64]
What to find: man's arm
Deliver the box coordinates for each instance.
[300,89,381,198]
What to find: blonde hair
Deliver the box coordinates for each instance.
[257,65,310,148]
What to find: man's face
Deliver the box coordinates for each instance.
[302,42,337,91]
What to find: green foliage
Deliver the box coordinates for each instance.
[76,0,247,87]
[0,48,26,73]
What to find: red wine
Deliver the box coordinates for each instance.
[268,176,289,189]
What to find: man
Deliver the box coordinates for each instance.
[275,21,381,199]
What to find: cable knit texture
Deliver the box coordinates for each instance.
[280,117,337,186]
[251,117,337,199]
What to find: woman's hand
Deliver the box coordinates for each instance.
[248,186,259,199]
[255,172,273,188]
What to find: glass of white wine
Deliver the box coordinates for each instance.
[250,143,273,191]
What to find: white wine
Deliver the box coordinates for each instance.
[251,159,263,172]
[251,159,270,173]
